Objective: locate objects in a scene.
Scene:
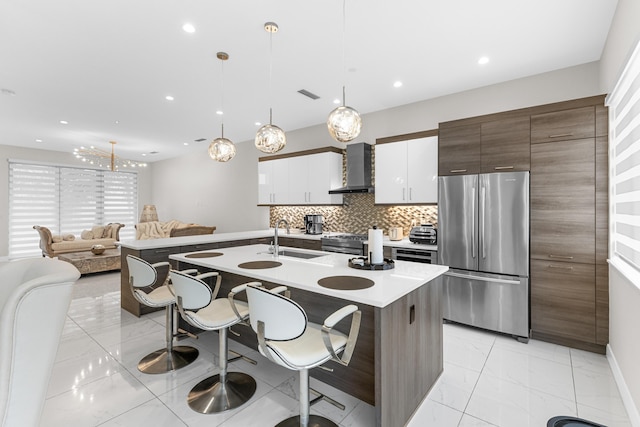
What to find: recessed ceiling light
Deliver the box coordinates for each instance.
[333,98,340,104]
[35,139,43,143]
[59,120,68,125]
[183,142,189,146]
[478,56,490,65]
[255,122,262,126]
[115,120,120,124]
[165,95,174,101]
[141,153,147,157]
[216,110,223,115]
[393,81,403,88]
[182,23,196,33]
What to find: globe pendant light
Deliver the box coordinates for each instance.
[255,22,286,154]
[327,0,361,143]
[209,52,236,162]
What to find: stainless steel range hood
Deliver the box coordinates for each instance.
[329,142,374,194]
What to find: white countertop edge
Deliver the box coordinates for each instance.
[169,244,448,308]
[119,229,437,251]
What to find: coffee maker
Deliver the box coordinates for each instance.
[304,214,323,235]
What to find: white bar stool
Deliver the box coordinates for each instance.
[245,283,361,427]
[126,255,199,374]
[169,270,258,414]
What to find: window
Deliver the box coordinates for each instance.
[608,39,640,284]
[8,161,137,258]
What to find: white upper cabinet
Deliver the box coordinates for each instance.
[375,136,438,204]
[258,150,343,205]
[258,158,289,205]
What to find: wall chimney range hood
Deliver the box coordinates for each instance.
[329,142,374,194]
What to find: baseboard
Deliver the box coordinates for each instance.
[607,344,640,427]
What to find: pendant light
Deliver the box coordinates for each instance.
[327,0,362,143]
[255,22,287,154]
[209,52,236,162]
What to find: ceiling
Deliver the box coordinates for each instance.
[0,0,618,164]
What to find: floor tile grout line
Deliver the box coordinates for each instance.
[457,334,496,425]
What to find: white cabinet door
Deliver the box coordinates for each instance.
[375,142,408,204]
[307,152,343,205]
[271,158,290,204]
[407,136,438,203]
[258,161,274,204]
[288,156,308,204]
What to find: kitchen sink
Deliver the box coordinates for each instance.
[277,249,326,259]
[258,249,326,259]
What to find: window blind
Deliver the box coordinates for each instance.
[608,39,640,279]
[8,161,137,258]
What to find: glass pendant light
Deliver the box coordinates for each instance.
[327,0,362,143]
[255,22,286,154]
[209,52,236,162]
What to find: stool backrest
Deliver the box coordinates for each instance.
[169,270,212,311]
[126,255,157,288]
[246,284,307,341]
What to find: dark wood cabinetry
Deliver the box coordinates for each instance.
[439,115,531,175]
[529,102,608,352]
[480,116,531,172]
[531,106,595,144]
[438,123,481,175]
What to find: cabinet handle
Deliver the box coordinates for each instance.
[549,133,573,138]
[549,254,574,260]
[308,192,311,202]
[402,188,406,201]
[494,166,514,170]
[548,264,574,270]
[154,249,170,254]
[409,187,413,200]
[450,169,467,173]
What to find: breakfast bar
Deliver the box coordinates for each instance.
[170,244,448,427]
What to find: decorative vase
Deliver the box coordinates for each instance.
[91,244,106,255]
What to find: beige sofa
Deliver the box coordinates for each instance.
[135,220,215,240]
[33,223,124,258]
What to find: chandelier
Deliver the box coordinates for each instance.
[327,0,362,143]
[73,141,147,171]
[209,51,236,162]
[255,22,287,154]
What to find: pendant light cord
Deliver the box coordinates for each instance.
[269,27,274,125]
[220,57,225,137]
[342,0,347,106]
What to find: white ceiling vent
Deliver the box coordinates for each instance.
[298,89,320,100]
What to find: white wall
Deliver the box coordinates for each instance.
[154,61,602,232]
[0,144,153,257]
[599,0,640,423]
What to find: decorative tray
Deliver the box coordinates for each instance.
[348,257,395,270]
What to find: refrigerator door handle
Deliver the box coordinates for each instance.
[445,271,521,285]
[480,184,486,259]
[471,186,476,259]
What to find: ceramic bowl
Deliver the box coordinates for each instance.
[91,244,106,255]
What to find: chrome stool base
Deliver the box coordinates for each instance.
[137,346,199,374]
[276,415,338,427]
[187,372,257,414]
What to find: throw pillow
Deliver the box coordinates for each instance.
[52,235,63,243]
[91,226,105,239]
[63,234,75,241]
[81,230,93,240]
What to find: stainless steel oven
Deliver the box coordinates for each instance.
[321,234,366,255]
[391,247,436,264]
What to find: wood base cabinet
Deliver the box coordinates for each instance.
[531,259,596,343]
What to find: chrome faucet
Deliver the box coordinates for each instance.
[273,218,290,257]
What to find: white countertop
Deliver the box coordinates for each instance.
[170,244,448,308]
[119,229,437,251]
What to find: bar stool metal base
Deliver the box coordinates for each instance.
[276,415,338,427]
[187,372,257,414]
[137,346,199,374]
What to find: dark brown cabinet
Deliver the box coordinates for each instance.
[480,116,531,172]
[531,106,595,144]
[438,123,481,175]
[529,103,609,351]
[439,116,531,176]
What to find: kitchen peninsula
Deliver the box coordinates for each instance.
[170,244,448,427]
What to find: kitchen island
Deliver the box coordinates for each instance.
[170,244,448,427]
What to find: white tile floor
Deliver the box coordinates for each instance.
[41,271,633,427]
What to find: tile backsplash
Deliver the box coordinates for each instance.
[269,194,437,237]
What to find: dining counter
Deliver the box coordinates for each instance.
[171,244,448,427]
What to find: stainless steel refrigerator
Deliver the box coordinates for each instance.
[438,171,530,341]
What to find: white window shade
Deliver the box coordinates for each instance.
[8,161,137,258]
[608,39,640,281]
